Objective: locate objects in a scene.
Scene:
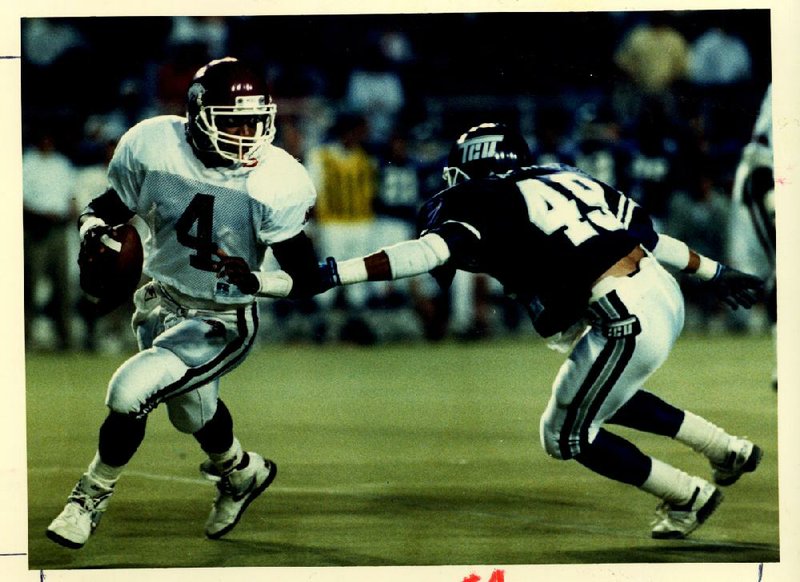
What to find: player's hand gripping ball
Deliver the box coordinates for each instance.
[78,224,143,311]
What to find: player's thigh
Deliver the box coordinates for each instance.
[108,308,256,416]
[540,261,682,458]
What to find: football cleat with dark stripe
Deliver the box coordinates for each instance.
[711,437,763,486]
[651,480,724,540]
[205,452,276,539]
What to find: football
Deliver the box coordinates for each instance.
[78,223,144,311]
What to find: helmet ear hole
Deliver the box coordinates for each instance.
[444,122,531,185]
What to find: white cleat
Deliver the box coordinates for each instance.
[711,437,763,486]
[205,452,276,539]
[651,480,724,540]
[46,477,114,549]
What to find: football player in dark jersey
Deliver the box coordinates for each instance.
[308,122,764,539]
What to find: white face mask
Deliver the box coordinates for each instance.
[197,99,277,164]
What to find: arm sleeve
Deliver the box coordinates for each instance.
[651,234,691,271]
[270,231,325,298]
[83,188,136,225]
[336,233,451,284]
[651,233,721,280]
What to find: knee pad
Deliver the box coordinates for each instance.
[167,379,220,434]
[167,399,209,434]
[539,400,599,461]
[539,412,570,461]
[106,346,186,416]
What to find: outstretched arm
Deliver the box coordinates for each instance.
[652,233,764,309]
[232,225,461,299]
[334,233,452,284]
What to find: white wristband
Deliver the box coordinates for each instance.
[337,258,369,285]
[695,255,721,281]
[253,270,294,298]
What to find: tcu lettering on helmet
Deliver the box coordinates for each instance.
[186,57,277,166]
[443,122,531,187]
[459,135,503,163]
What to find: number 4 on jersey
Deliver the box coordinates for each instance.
[176,193,218,271]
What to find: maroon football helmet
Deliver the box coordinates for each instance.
[186,57,276,165]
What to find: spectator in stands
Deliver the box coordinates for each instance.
[530,105,576,166]
[23,127,79,351]
[688,26,752,88]
[345,33,407,151]
[613,12,690,127]
[572,101,633,192]
[305,113,380,343]
[666,166,731,332]
[624,97,692,232]
[686,24,754,168]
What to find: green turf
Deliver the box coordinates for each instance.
[25,333,779,569]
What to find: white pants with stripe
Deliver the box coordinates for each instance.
[539,256,684,460]
[104,282,259,433]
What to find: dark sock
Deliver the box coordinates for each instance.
[609,390,685,437]
[575,428,652,487]
[98,411,147,467]
[193,399,234,454]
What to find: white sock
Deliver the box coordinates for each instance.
[640,458,697,505]
[85,452,123,492]
[674,411,732,465]
[207,437,244,475]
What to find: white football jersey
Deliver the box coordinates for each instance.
[108,115,316,305]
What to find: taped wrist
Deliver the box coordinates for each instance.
[253,270,294,298]
[79,215,108,241]
[695,255,722,281]
[337,256,370,284]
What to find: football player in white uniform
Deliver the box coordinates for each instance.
[728,84,775,387]
[46,58,333,548]
[307,123,764,539]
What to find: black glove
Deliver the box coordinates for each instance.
[78,225,118,297]
[215,254,260,295]
[81,224,115,250]
[709,265,764,310]
[317,256,341,294]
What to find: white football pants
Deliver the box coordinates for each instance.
[104,282,259,433]
[540,256,685,460]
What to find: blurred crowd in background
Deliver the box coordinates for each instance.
[21,11,773,352]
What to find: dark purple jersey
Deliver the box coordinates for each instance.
[417,164,658,336]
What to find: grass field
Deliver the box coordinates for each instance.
[25,332,780,570]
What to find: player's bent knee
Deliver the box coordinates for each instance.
[167,405,203,433]
[106,347,187,416]
[539,416,570,460]
[167,397,217,434]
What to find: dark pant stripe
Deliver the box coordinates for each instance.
[578,335,637,449]
[139,302,259,415]
[559,291,636,459]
